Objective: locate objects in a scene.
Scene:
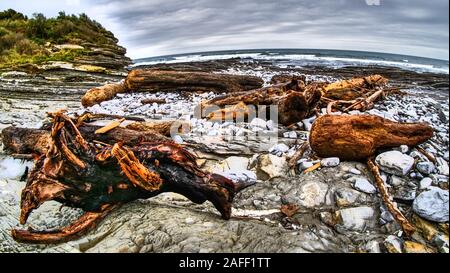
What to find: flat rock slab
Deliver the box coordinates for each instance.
[413,187,449,223]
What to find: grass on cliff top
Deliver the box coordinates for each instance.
[0,9,116,69]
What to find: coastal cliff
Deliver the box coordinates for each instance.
[0,9,131,73]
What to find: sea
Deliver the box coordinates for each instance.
[133,49,449,75]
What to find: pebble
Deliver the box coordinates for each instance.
[384,235,403,253]
[335,206,377,232]
[298,181,329,208]
[298,161,314,171]
[365,240,382,253]
[349,168,361,175]
[266,120,275,130]
[172,135,184,144]
[433,234,449,253]
[389,176,407,187]
[269,143,290,154]
[399,145,409,154]
[352,178,376,194]
[419,177,433,190]
[375,151,415,176]
[287,131,297,139]
[320,157,340,167]
[380,204,395,224]
[436,157,449,176]
[416,162,436,175]
[250,118,267,129]
[207,129,219,136]
[412,187,449,223]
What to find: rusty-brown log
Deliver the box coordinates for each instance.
[309,114,434,161]
[125,69,264,93]
[1,127,51,155]
[322,75,388,101]
[81,82,127,107]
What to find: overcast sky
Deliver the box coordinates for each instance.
[1,0,448,60]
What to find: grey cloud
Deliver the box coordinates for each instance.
[86,0,449,59]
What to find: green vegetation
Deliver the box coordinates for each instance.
[0,9,116,68]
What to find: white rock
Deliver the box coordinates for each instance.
[419,177,433,190]
[298,181,328,208]
[250,118,267,129]
[400,145,409,154]
[269,143,290,154]
[302,116,316,131]
[376,151,415,176]
[384,235,403,253]
[172,135,184,144]
[287,131,297,138]
[416,162,436,175]
[219,170,257,184]
[349,168,361,175]
[336,206,377,232]
[365,240,382,253]
[266,120,275,130]
[389,176,407,187]
[298,161,314,171]
[412,187,449,223]
[436,157,449,176]
[207,129,219,136]
[219,156,249,172]
[258,154,289,179]
[321,157,340,167]
[352,178,377,194]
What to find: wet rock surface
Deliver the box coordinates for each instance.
[0,58,449,252]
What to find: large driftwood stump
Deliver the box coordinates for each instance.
[309,114,434,161]
[10,112,253,244]
[201,77,322,126]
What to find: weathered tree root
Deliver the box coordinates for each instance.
[10,111,254,244]
[367,158,416,236]
[12,204,118,244]
[201,77,322,126]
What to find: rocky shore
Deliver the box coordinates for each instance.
[0,57,448,253]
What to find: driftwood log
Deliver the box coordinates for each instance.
[2,123,169,155]
[125,69,263,93]
[322,74,388,101]
[309,114,434,161]
[80,69,263,107]
[81,82,127,107]
[2,114,193,155]
[10,112,253,244]
[201,77,322,126]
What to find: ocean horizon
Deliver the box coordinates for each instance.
[133,48,450,75]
